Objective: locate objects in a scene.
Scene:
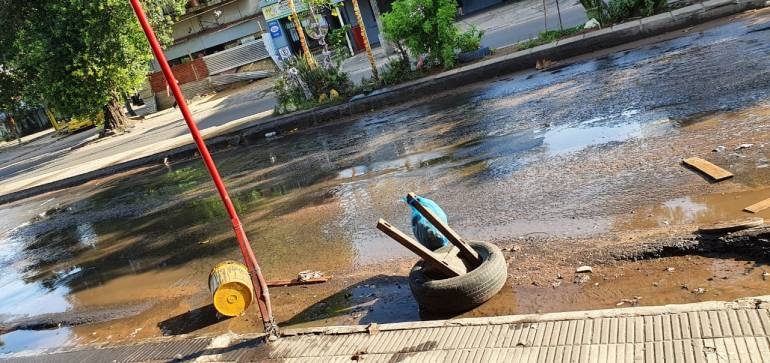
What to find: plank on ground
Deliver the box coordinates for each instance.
[698,218,764,234]
[682,157,734,181]
[744,198,770,214]
[267,276,331,287]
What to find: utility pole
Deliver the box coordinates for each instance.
[288,0,316,68]
[352,0,378,80]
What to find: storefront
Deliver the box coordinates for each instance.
[260,0,383,60]
[261,0,335,60]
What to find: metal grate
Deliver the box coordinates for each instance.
[203,40,270,75]
[209,71,274,86]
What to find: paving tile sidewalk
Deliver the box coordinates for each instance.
[5,296,770,362]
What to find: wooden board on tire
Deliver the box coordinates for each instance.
[409,241,507,314]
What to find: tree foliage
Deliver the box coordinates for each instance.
[142,0,188,47]
[0,65,24,114]
[381,0,465,69]
[607,0,666,22]
[0,1,35,113]
[579,0,665,26]
[0,0,184,130]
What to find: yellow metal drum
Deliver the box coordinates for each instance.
[208,260,254,316]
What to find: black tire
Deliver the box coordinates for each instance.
[409,240,507,314]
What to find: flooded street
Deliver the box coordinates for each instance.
[3,10,770,355]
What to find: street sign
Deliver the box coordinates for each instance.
[268,20,282,38]
[278,46,292,60]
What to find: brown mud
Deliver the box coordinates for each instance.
[3,8,770,354]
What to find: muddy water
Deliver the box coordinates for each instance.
[620,187,770,231]
[3,13,770,354]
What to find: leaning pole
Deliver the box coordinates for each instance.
[129,0,279,339]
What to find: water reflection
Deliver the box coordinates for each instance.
[543,121,643,156]
[658,197,710,225]
[620,188,770,230]
[76,223,98,249]
[336,150,448,179]
[0,230,72,318]
[0,266,70,316]
[0,328,73,357]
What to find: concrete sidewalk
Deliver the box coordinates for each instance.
[5,296,770,362]
[0,129,57,151]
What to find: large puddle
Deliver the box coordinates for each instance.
[3,15,770,354]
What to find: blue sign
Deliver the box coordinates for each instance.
[268,20,282,39]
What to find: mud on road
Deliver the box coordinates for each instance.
[3,8,770,355]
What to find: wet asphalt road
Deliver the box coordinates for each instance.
[2,14,770,354]
[0,0,585,194]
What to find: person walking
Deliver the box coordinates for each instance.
[6,114,21,144]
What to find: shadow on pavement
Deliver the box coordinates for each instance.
[176,336,270,361]
[280,275,422,327]
[158,304,224,335]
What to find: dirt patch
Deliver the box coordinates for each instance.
[473,253,770,317]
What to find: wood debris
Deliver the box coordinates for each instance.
[698,217,764,233]
[681,157,734,181]
[744,198,770,214]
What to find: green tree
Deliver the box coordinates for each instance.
[0,1,34,115]
[381,0,462,68]
[0,0,185,135]
[607,0,666,23]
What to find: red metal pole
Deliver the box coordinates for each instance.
[129,0,277,337]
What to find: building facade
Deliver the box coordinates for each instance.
[144,0,276,111]
[155,0,265,69]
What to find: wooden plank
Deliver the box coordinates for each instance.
[682,157,734,181]
[406,192,481,265]
[698,218,764,234]
[266,276,332,287]
[744,198,770,214]
[376,219,464,277]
